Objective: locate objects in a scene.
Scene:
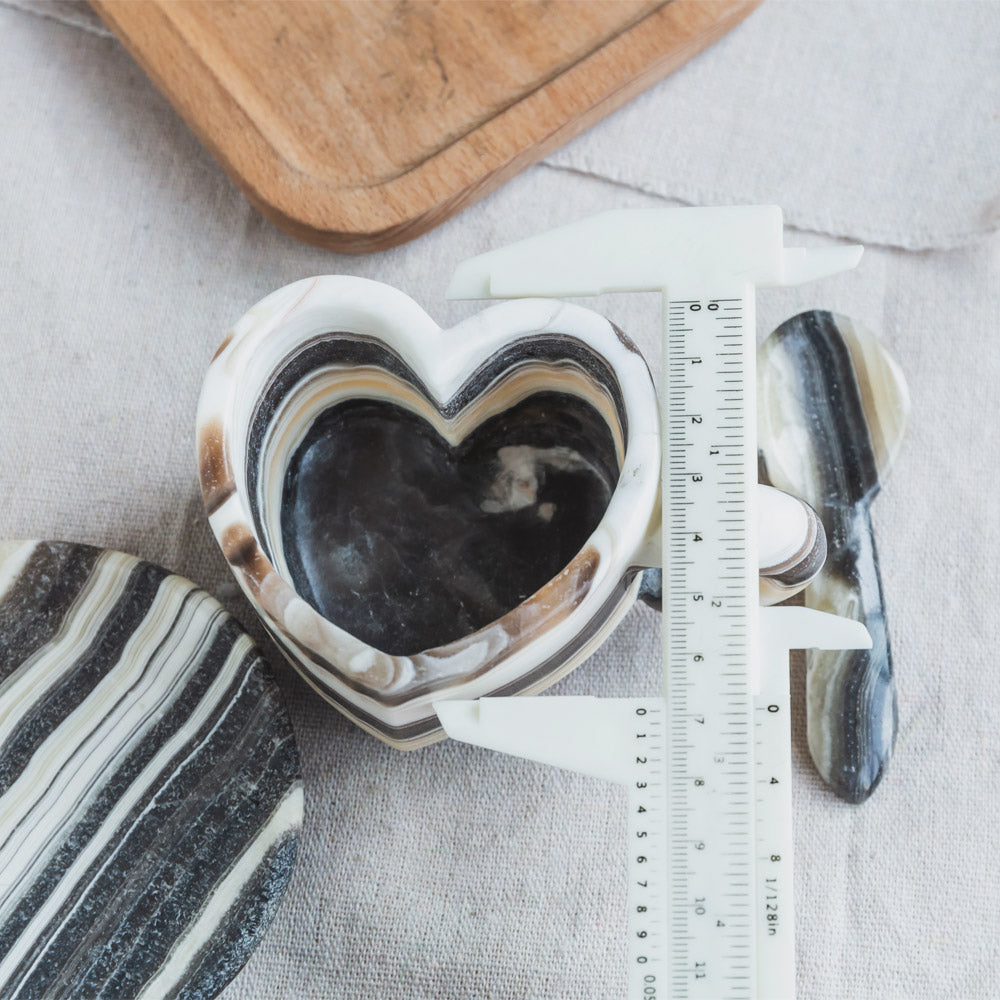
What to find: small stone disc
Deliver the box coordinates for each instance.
[0,541,302,999]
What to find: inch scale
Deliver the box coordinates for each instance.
[437,207,871,999]
[661,286,759,997]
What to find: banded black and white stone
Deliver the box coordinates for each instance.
[0,541,302,999]
[758,311,909,803]
[198,277,663,750]
[199,277,838,750]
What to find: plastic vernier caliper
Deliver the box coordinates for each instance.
[435,207,872,1000]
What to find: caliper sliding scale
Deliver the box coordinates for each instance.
[435,207,872,1000]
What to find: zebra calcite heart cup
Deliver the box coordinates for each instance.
[197,276,661,749]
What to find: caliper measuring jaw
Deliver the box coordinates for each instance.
[435,207,871,1000]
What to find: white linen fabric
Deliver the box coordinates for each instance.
[547,0,1000,252]
[0,2,997,998]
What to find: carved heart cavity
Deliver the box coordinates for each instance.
[281,393,619,655]
[197,276,660,748]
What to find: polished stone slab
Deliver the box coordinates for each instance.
[759,311,909,802]
[0,541,302,999]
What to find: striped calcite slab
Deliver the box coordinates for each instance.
[758,311,909,803]
[0,541,302,1000]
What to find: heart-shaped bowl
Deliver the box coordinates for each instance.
[197,276,660,748]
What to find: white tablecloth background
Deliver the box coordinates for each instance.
[1,2,998,997]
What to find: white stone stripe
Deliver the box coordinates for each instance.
[0,634,255,995]
[0,578,216,918]
[0,542,37,606]
[0,550,134,743]
[135,783,303,1000]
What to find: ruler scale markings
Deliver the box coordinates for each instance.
[663,285,757,1000]
[438,207,871,1000]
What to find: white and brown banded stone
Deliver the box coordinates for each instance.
[198,277,662,750]
[200,277,836,750]
[0,541,302,999]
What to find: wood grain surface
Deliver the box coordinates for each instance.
[91,0,760,252]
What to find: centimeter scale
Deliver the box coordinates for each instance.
[436,207,872,1000]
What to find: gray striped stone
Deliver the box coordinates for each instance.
[0,541,302,999]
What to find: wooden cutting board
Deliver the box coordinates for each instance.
[91,0,759,253]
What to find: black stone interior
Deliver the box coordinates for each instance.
[280,392,620,654]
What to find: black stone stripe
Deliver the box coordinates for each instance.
[452,336,628,431]
[774,310,881,507]
[0,543,301,999]
[0,649,238,979]
[160,831,298,1000]
[762,312,898,804]
[81,671,298,1000]
[245,332,630,557]
[0,558,167,798]
[91,779,300,1000]
[281,574,633,744]
[812,509,895,803]
[0,604,237,955]
[0,543,100,688]
[765,530,826,587]
[486,575,633,698]
[5,648,295,999]
[0,600,237,992]
[0,587,214,909]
